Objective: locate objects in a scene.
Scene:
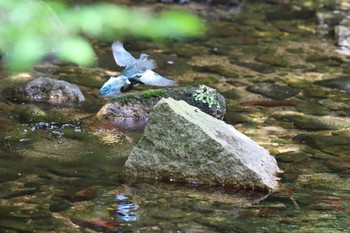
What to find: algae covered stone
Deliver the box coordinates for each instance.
[124,98,282,190]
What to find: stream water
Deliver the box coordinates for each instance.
[1,0,350,232]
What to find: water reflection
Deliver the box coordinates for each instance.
[113,194,140,222]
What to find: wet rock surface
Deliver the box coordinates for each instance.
[246,82,299,100]
[293,134,350,157]
[272,112,350,130]
[13,77,85,104]
[230,59,277,74]
[296,100,329,116]
[255,53,288,67]
[125,98,282,190]
[314,76,350,93]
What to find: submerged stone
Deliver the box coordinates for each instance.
[18,105,47,123]
[230,59,276,74]
[314,76,350,93]
[255,54,288,67]
[296,101,329,116]
[293,134,350,157]
[167,43,208,59]
[325,156,350,174]
[1,187,38,199]
[224,112,251,124]
[193,65,239,78]
[273,112,350,130]
[275,151,312,163]
[18,138,89,161]
[221,90,240,100]
[296,172,350,191]
[49,201,72,212]
[125,98,282,190]
[302,86,330,98]
[246,83,299,100]
[285,47,305,54]
[341,63,350,74]
[305,55,343,67]
[13,77,85,104]
[318,99,350,111]
[0,219,34,232]
[273,20,306,34]
[266,8,316,21]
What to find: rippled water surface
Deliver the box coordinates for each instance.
[1,0,350,232]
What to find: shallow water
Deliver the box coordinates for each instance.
[1,0,350,232]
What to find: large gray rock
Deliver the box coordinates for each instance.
[13,77,85,104]
[124,98,282,190]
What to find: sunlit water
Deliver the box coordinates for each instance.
[1,0,350,232]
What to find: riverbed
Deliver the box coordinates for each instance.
[0,0,349,232]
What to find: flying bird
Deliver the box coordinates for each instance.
[100,41,175,97]
[99,76,130,97]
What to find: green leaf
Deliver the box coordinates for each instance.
[6,35,45,72]
[0,1,205,72]
[152,11,205,38]
[56,38,96,66]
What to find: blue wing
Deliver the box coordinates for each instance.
[112,41,136,67]
[120,59,157,78]
[138,70,175,86]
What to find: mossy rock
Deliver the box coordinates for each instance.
[18,105,48,123]
[97,86,226,120]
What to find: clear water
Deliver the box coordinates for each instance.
[0,0,350,232]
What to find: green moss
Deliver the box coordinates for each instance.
[112,89,165,104]
[5,124,33,142]
[19,106,48,123]
[141,89,165,99]
[113,95,136,105]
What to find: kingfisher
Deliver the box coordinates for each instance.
[99,41,175,96]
